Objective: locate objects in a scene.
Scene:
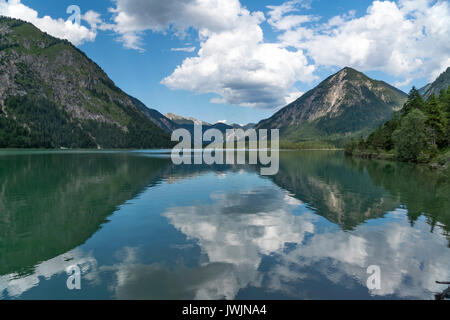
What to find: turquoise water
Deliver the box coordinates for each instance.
[0,150,449,300]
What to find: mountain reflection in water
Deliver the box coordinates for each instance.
[0,150,448,300]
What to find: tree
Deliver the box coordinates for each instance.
[365,112,401,151]
[344,138,358,155]
[0,95,173,149]
[402,87,425,115]
[393,109,427,162]
[424,94,446,148]
[440,87,450,146]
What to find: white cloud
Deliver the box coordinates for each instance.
[83,10,102,29]
[267,0,316,31]
[216,120,227,124]
[269,14,316,31]
[104,0,450,108]
[162,33,315,108]
[171,46,196,53]
[284,90,304,105]
[104,0,315,109]
[267,0,312,21]
[273,0,450,83]
[106,0,243,50]
[0,0,98,46]
[7,0,447,109]
[161,8,315,108]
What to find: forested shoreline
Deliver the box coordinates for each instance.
[345,87,450,169]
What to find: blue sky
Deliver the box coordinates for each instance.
[1,0,449,124]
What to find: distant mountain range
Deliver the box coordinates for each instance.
[257,67,408,142]
[165,112,255,131]
[165,113,212,126]
[0,17,172,149]
[164,112,255,141]
[1,17,447,149]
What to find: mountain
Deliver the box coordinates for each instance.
[163,113,259,143]
[0,17,172,149]
[165,113,256,133]
[165,112,255,138]
[130,96,178,133]
[231,123,256,130]
[419,67,450,99]
[210,122,233,132]
[166,114,233,143]
[165,113,212,126]
[257,67,408,142]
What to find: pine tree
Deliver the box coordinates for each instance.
[393,109,427,162]
[402,87,425,115]
[440,87,450,146]
[424,94,446,148]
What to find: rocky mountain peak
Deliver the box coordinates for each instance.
[257,68,407,140]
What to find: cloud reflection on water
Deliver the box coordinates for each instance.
[1,167,449,300]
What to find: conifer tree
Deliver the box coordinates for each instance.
[424,94,446,148]
[402,87,425,115]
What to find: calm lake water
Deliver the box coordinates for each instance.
[0,150,449,300]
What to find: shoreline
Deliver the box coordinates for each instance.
[347,151,449,171]
[0,147,344,152]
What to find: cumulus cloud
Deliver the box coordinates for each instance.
[104,0,315,109]
[102,0,450,108]
[0,0,98,46]
[83,10,102,29]
[162,39,314,108]
[273,0,450,82]
[106,0,243,50]
[5,0,448,108]
[161,9,315,108]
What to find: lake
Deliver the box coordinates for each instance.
[0,150,449,300]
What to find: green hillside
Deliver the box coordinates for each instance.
[0,17,172,149]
